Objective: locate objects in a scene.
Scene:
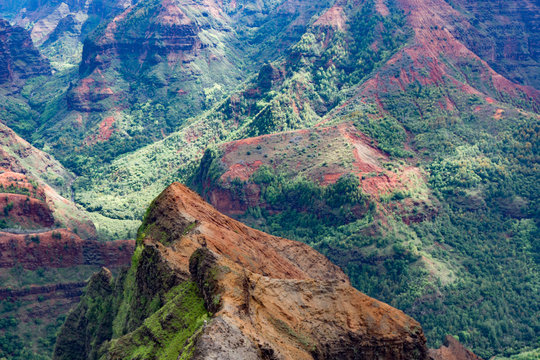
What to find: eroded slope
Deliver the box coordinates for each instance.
[54,182,428,360]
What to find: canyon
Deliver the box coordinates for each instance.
[0,0,537,358]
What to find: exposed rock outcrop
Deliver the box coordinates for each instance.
[336,0,540,114]
[450,0,540,89]
[0,230,134,270]
[0,121,97,239]
[0,19,51,86]
[0,281,86,301]
[0,193,55,228]
[54,182,429,360]
[429,336,483,360]
[191,122,433,216]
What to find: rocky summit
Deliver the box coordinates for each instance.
[53,183,428,360]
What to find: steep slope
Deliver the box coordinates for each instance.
[34,0,334,171]
[0,122,135,359]
[0,0,131,69]
[53,182,428,360]
[449,0,540,89]
[0,18,52,136]
[189,122,433,221]
[0,122,94,237]
[344,0,539,115]
[0,0,536,357]
[0,19,51,86]
[71,0,539,224]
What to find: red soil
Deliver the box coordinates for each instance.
[84,114,118,145]
[220,160,263,182]
[207,123,424,216]
[0,229,134,270]
[97,116,116,141]
[314,5,346,30]
[322,173,344,185]
[376,0,390,16]
[0,194,55,228]
[0,171,44,199]
[359,0,540,111]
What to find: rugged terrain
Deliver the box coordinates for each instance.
[0,0,131,70]
[0,0,537,358]
[189,121,432,216]
[53,183,429,360]
[0,121,134,358]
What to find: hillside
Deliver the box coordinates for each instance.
[53,183,429,360]
[58,0,539,357]
[0,122,134,359]
[25,0,334,171]
[0,0,131,70]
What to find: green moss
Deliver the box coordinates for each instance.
[112,245,143,337]
[102,282,208,360]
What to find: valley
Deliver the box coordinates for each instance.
[0,0,538,359]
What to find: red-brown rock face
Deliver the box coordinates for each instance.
[0,122,97,239]
[0,194,55,229]
[192,122,434,222]
[429,336,483,360]
[350,0,540,112]
[0,19,51,87]
[449,0,540,89]
[135,183,429,359]
[0,229,134,270]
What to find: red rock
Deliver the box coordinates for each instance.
[0,229,134,270]
[429,335,483,360]
[137,183,429,359]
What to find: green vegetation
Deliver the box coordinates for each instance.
[0,314,52,360]
[54,231,209,360]
[0,265,113,359]
[236,83,538,358]
[0,265,99,288]
[245,166,368,226]
[0,297,70,360]
[104,282,208,360]
[0,0,538,358]
[2,201,13,216]
[61,0,410,232]
[494,348,540,360]
[0,183,40,199]
[185,69,539,359]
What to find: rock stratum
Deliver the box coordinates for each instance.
[53,182,429,360]
[0,18,50,86]
[0,120,134,357]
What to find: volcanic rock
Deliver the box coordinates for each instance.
[54,182,429,360]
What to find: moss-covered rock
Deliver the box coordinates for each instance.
[101,281,208,360]
[53,268,115,360]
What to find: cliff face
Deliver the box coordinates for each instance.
[54,182,429,360]
[450,0,540,89]
[0,0,131,68]
[349,0,540,114]
[35,0,335,162]
[0,121,134,358]
[0,122,96,238]
[0,230,134,270]
[0,19,51,86]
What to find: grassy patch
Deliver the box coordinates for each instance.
[104,282,208,360]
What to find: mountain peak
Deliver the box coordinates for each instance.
[55,182,429,359]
